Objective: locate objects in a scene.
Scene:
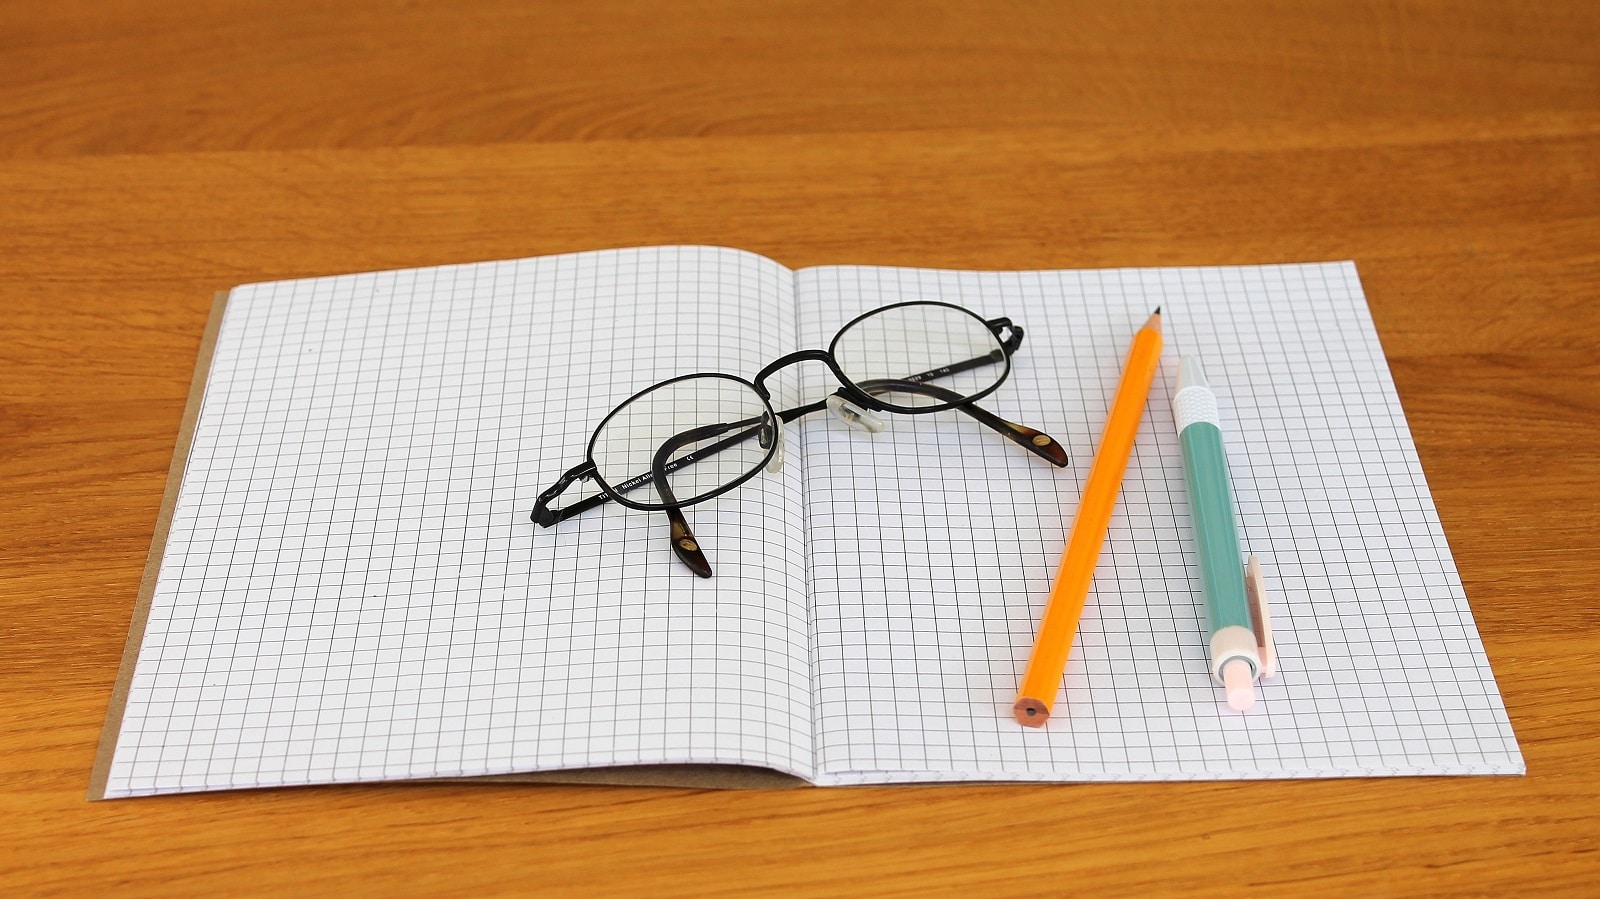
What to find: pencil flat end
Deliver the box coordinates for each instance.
[1013,698,1050,727]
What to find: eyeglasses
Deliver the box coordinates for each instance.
[531,300,1069,577]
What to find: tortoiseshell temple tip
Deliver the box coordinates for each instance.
[668,514,714,578]
[1012,424,1069,467]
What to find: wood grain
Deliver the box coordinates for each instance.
[2,1,1598,894]
[2,1,1596,159]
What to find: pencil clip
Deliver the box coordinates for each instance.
[1244,555,1277,678]
[825,394,886,433]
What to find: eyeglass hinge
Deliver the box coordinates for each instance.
[531,462,593,527]
[986,317,1024,355]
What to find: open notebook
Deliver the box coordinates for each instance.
[92,246,1522,798]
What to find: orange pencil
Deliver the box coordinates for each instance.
[1014,309,1163,726]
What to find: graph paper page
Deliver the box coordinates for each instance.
[102,246,816,797]
[796,262,1523,783]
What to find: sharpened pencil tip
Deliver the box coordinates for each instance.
[1153,306,1161,315]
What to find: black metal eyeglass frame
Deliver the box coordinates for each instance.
[530,300,1069,577]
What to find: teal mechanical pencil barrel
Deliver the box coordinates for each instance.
[1173,356,1272,711]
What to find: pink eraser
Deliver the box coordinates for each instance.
[1221,658,1257,711]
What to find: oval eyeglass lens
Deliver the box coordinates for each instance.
[831,302,1009,412]
[589,375,776,510]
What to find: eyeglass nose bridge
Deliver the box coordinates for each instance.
[751,348,877,408]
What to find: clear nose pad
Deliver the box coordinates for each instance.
[761,418,786,472]
[825,394,886,433]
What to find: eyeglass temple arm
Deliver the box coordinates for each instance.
[530,414,774,529]
[896,319,1020,385]
[650,421,733,578]
[846,319,1017,392]
[529,423,730,578]
[849,378,1069,466]
[755,321,1019,389]
[771,386,1065,466]
[530,466,715,579]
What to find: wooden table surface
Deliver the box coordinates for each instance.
[4,1,1597,894]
